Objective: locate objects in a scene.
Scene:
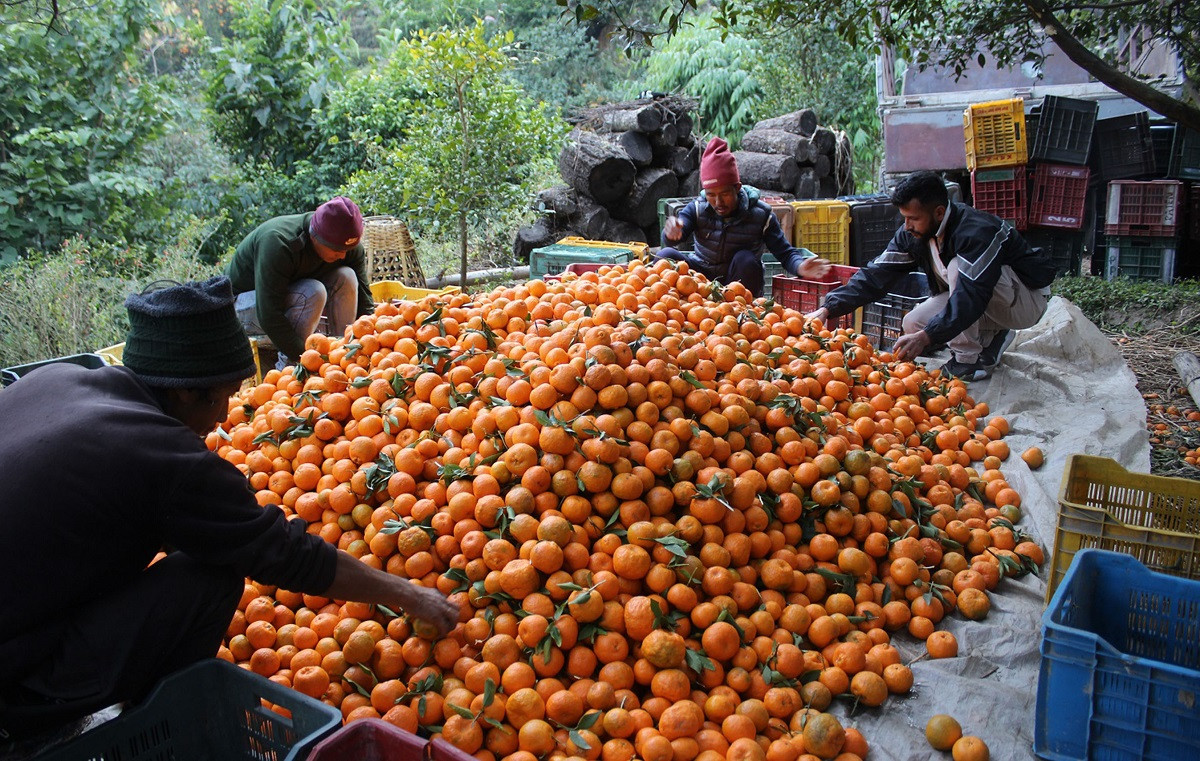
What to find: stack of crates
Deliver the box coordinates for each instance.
[964,98,1030,231]
[1023,95,1098,277]
[1104,180,1184,282]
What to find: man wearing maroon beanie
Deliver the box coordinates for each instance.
[657,137,830,297]
[226,197,375,369]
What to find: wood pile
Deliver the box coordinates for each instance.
[514,95,700,260]
[736,108,855,201]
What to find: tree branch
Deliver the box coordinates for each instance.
[1024,0,1200,132]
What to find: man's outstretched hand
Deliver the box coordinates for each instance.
[805,307,829,323]
[663,216,684,242]
[797,257,831,280]
[893,330,931,361]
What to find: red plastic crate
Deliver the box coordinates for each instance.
[309,718,428,760]
[1029,164,1089,229]
[970,166,1028,230]
[1104,180,1184,237]
[772,264,859,330]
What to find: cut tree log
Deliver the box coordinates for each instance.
[603,218,648,244]
[513,221,558,262]
[740,129,817,165]
[597,105,664,134]
[675,112,693,142]
[534,185,578,219]
[835,131,855,194]
[571,195,613,240]
[733,151,799,193]
[754,109,818,137]
[819,175,838,198]
[813,154,831,179]
[794,168,818,200]
[614,130,653,167]
[680,170,701,198]
[559,130,636,206]
[614,167,679,229]
[650,123,678,150]
[1174,352,1200,409]
[812,127,836,155]
[654,145,699,177]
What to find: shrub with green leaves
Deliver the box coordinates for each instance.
[0,0,177,261]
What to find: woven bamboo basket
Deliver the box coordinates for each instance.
[363,215,426,287]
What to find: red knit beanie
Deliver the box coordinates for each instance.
[700,138,740,189]
[311,196,364,251]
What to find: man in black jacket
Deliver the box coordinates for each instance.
[809,171,1056,381]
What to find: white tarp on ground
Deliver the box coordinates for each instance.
[829,296,1149,760]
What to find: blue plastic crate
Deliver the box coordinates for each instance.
[1035,549,1200,761]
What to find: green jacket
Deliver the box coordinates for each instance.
[226,212,373,358]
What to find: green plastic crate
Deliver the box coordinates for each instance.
[1105,236,1177,283]
[529,243,636,279]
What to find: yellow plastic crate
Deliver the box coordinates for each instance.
[964,98,1028,170]
[96,339,263,386]
[790,201,850,265]
[370,281,460,302]
[1047,454,1200,603]
[557,236,650,261]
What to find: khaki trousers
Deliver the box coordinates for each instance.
[902,260,1048,363]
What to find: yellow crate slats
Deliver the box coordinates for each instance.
[557,236,651,261]
[369,281,461,302]
[963,98,1028,171]
[789,201,850,265]
[1047,454,1200,603]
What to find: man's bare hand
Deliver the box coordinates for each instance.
[663,216,684,242]
[893,330,931,361]
[805,307,829,323]
[797,257,832,280]
[403,584,462,636]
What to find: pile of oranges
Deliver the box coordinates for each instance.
[208,259,1041,761]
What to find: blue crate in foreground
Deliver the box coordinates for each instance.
[1035,549,1200,761]
[35,659,341,761]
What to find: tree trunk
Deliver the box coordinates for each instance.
[614,130,653,167]
[755,109,818,137]
[1174,352,1200,408]
[741,129,817,164]
[597,105,664,133]
[794,168,818,200]
[513,220,558,262]
[650,122,678,150]
[733,151,799,193]
[614,167,680,228]
[675,112,694,142]
[812,127,836,155]
[459,210,468,289]
[1025,0,1200,134]
[535,185,578,219]
[603,218,648,245]
[571,195,612,240]
[559,130,637,206]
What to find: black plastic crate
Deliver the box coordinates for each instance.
[1190,183,1200,242]
[36,659,342,761]
[1,352,107,387]
[843,195,902,266]
[860,273,929,351]
[1151,123,1176,173]
[1029,95,1097,165]
[1024,229,1084,277]
[1169,128,1200,182]
[1093,112,1156,182]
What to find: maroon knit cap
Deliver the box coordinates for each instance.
[700,138,740,189]
[310,196,363,251]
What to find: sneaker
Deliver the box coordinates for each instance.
[979,330,1014,369]
[940,357,991,382]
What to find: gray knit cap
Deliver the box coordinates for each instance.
[123,276,257,388]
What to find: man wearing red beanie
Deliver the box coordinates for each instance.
[226,197,375,370]
[657,137,830,297]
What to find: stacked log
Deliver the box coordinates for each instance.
[735,109,855,200]
[514,96,700,261]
